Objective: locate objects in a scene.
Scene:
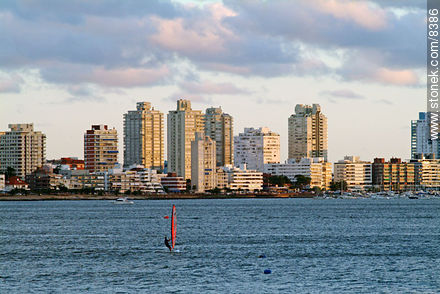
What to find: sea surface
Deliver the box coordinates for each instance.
[1,198,440,293]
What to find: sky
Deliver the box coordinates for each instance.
[0,0,427,163]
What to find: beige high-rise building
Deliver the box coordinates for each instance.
[84,125,118,173]
[234,127,280,172]
[288,104,328,161]
[204,107,233,167]
[191,132,216,192]
[167,99,205,180]
[0,123,46,179]
[123,102,164,170]
[334,156,372,191]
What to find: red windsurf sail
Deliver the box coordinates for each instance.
[171,205,176,249]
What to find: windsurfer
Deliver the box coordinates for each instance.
[164,236,172,251]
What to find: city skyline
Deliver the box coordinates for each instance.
[0,0,426,163]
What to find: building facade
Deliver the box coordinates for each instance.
[204,107,234,166]
[217,164,263,191]
[372,158,416,191]
[123,102,164,170]
[234,127,280,172]
[0,174,5,191]
[288,104,328,161]
[105,166,164,193]
[191,133,216,193]
[167,99,205,180]
[411,157,440,190]
[334,156,372,191]
[411,112,439,159]
[160,172,186,192]
[264,157,332,190]
[84,125,118,173]
[0,123,46,179]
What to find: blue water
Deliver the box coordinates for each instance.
[1,198,440,293]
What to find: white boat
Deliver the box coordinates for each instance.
[112,197,134,204]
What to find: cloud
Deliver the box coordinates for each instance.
[321,89,365,99]
[373,68,419,86]
[375,99,394,105]
[40,64,170,88]
[316,0,388,30]
[0,74,23,93]
[166,80,249,105]
[165,93,213,105]
[180,80,250,95]
[0,0,425,90]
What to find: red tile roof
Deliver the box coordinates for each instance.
[6,176,28,186]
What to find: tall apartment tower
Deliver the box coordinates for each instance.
[411,112,438,159]
[234,127,280,172]
[288,104,328,161]
[167,99,205,180]
[84,125,118,173]
[204,107,234,167]
[191,132,216,192]
[0,123,46,179]
[123,102,164,170]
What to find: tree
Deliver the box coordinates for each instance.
[330,180,347,191]
[5,167,16,180]
[185,179,191,192]
[312,186,322,194]
[268,175,292,187]
[293,175,311,190]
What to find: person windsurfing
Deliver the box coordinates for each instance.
[164,236,172,251]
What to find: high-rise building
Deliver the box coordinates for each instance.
[0,123,46,179]
[234,127,280,172]
[288,104,328,161]
[204,107,234,167]
[84,125,118,173]
[411,155,440,190]
[191,132,216,192]
[123,102,164,170]
[411,112,438,159]
[372,158,415,191]
[264,157,332,190]
[167,99,205,180]
[334,156,372,191]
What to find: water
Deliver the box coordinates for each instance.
[1,198,440,293]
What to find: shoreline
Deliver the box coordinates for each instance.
[0,192,315,201]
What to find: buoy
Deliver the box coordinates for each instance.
[164,216,169,219]
[264,269,272,274]
[258,254,266,258]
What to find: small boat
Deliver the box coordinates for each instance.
[112,197,134,204]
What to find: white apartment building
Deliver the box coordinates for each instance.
[234,127,280,172]
[264,157,332,190]
[167,99,205,180]
[217,164,263,191]
[105,166,164,193]
[191,133,216,193]
[123,102,164,170]
[334,156,372,191]
[84,125,118,173]
[204,107,234,166]
[0,123,46,179]
[288,104,328,161]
